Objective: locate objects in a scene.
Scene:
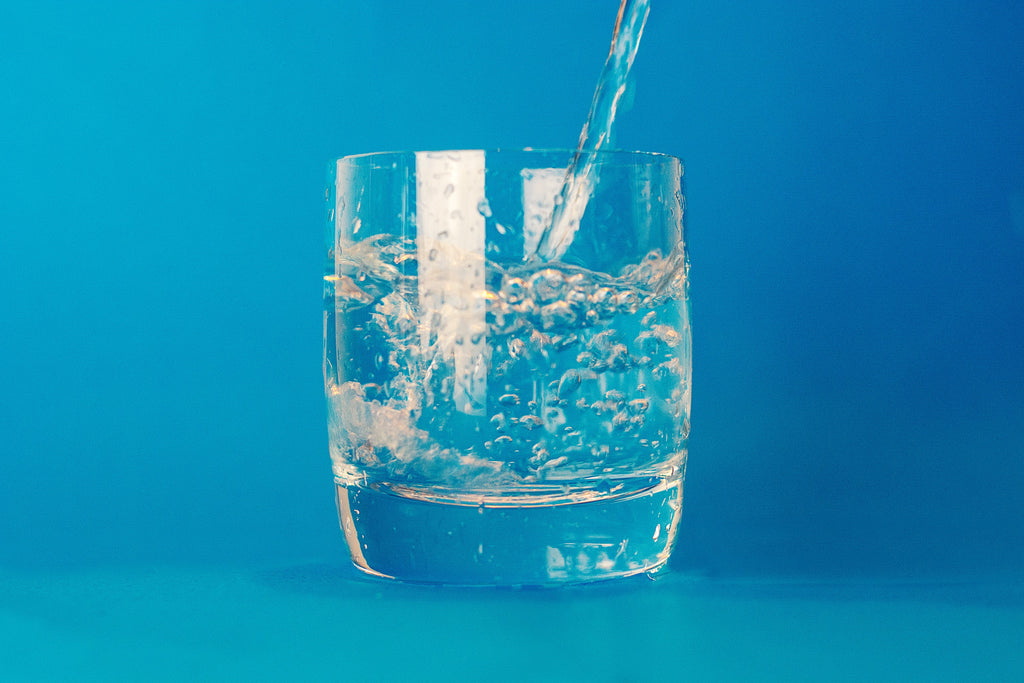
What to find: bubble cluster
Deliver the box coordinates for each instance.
[325,233,690,490]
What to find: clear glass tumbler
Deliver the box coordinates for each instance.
[324,149,690,585]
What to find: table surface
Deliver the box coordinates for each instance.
[2,562,1021,681]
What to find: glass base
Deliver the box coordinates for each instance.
[335,477,684,586]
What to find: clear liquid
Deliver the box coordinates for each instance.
[324,234,690,504]
[532,0,651,262]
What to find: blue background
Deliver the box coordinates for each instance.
[3,0,1023,584]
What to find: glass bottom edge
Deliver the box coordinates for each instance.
[334,476,684,587]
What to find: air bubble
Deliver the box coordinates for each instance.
[518,415,543,430]
[651,324,682,348]
[507,338,526,359]
[627,398,650,415]
[603,344,631,372]
[501,277,527,304]
[653,357,683,379]
[529,269,565,303]
[615,290,640,314]
[557,369,582,397]
[540,301,576,329]
[604,389,626,404]
[589,287,617,317]
[513,299,538,320]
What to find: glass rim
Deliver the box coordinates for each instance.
[333,148,682,165]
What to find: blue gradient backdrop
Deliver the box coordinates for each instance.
[2,1,1023,579]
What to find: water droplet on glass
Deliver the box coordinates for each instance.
[443,183,455,197]
[498,393,520,406]
[477,198,492,217]
[428,248,438,261]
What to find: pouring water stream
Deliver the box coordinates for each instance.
[531,0,651,262]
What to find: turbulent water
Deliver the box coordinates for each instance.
[324,233,690,499]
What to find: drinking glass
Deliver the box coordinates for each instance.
[324,149,690,585]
